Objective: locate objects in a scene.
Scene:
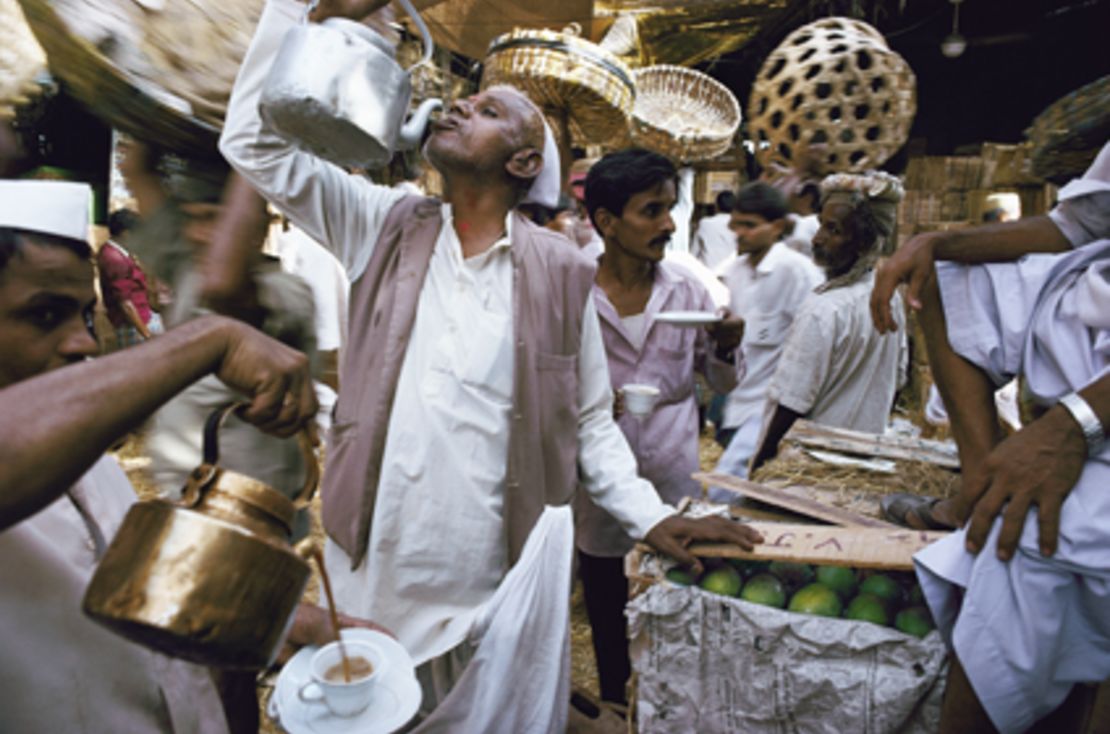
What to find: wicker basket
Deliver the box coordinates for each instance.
[630,65,740,162]
[481,27,635,146]
[0,0,47,120]
[1026,74,1109,184]
[748,17,916,174]
[17,0,261,154]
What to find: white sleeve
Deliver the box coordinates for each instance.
[219,0,406,280]
[576,298,675,538]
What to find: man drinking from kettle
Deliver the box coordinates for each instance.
[0,180,380,733]
[221,0,761,727]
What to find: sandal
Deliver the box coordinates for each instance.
[880,493,957,531]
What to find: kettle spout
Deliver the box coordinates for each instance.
[398,98,443,150]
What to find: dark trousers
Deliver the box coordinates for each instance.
[578,550,631,705]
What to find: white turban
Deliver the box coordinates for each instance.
[522,116,561,209]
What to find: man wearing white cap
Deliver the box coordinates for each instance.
[0,180,367,733]
[222,0,760,726]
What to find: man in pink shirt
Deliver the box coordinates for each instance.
[574,149,744,705]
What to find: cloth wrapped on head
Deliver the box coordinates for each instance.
[817,170,904,291]
[820,170,904,255]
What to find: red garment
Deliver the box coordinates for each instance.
[97,241,153,327]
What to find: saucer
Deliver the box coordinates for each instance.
[269,629,422,734]
[653,310,722,327]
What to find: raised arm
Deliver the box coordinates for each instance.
[219,0,403,278]
[0,316,317,530]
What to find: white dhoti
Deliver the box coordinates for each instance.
[915,241,1110,732]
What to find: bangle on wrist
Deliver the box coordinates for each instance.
[1058,392,1105,456]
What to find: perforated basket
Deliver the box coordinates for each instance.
[482,27,635,146]
[748,17,916,174]
[630,65,740,162]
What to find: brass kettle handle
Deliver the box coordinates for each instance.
[193,402,320,509]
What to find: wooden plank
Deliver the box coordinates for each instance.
[694,472,896,529]
[638,523,949,571]
[784,420,961,470]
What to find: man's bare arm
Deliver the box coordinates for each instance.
[964,373,1110,560]
[871,217,1071,333]
[749,402,802,475]
[0,316,317,530]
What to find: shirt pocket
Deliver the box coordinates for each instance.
[645,346,692,402]
[744,311,794,347]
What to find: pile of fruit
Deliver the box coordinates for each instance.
[665,559,935,638]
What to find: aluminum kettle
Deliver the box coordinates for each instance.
[259,0,442,170]
[83,404,318,670]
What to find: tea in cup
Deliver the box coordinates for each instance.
[298,639,386,717]
[621,383,661,418]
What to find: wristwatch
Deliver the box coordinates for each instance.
[1058,392,1106,456]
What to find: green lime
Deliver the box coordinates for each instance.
[859,574,903,607]
[844,593,890,625]
[665,566,698,586]
[895,606,936,638]
[815,565,858,600]
[769,561,815,589]
[787,582,843,617]
[739,573,788,608]
[698,565,743,597]
[908,583,926,606]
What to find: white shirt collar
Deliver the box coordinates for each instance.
[441,203,514,257]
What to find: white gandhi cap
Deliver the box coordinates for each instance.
[0,180,92,242]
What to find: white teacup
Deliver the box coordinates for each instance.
[297,639,387,717]
[621,383,661,418]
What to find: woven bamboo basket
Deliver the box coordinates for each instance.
[1026,74,1109,184]
[17,0,262,153]
[0,0,47,120]
[630,65,740,162]
[481,27,635,146]
[748,17,916,174]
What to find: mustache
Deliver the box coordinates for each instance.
[651,235,671,248]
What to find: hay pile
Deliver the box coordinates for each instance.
[749,444,959,521]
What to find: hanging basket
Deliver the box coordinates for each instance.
[1026,74,1110,185]
[630,65,740,162]
[748,17,916,174]
[481,27,635,146]
[0,0,47,120]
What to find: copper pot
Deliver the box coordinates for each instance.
[83,404,318,669]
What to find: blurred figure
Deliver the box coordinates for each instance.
[97,208,163,349]
[691,189,737,270]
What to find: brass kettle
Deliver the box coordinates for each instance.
[83,404,318,669]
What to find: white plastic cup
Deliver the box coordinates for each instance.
[621,383,661,418]
[297,639,387,717]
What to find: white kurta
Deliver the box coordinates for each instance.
[224,0,673,669]
[767,270,907,434]
[914,143,1110,733]
[713,242,823,481]
[0,457,228,734]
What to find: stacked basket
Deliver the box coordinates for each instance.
[0,0,47,120]
[630,64,740,162]
[482,27,635,146]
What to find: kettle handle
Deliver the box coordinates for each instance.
[197,403,320,510]
[300,0,434,71]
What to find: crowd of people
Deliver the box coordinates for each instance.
[0,0,1107,731]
